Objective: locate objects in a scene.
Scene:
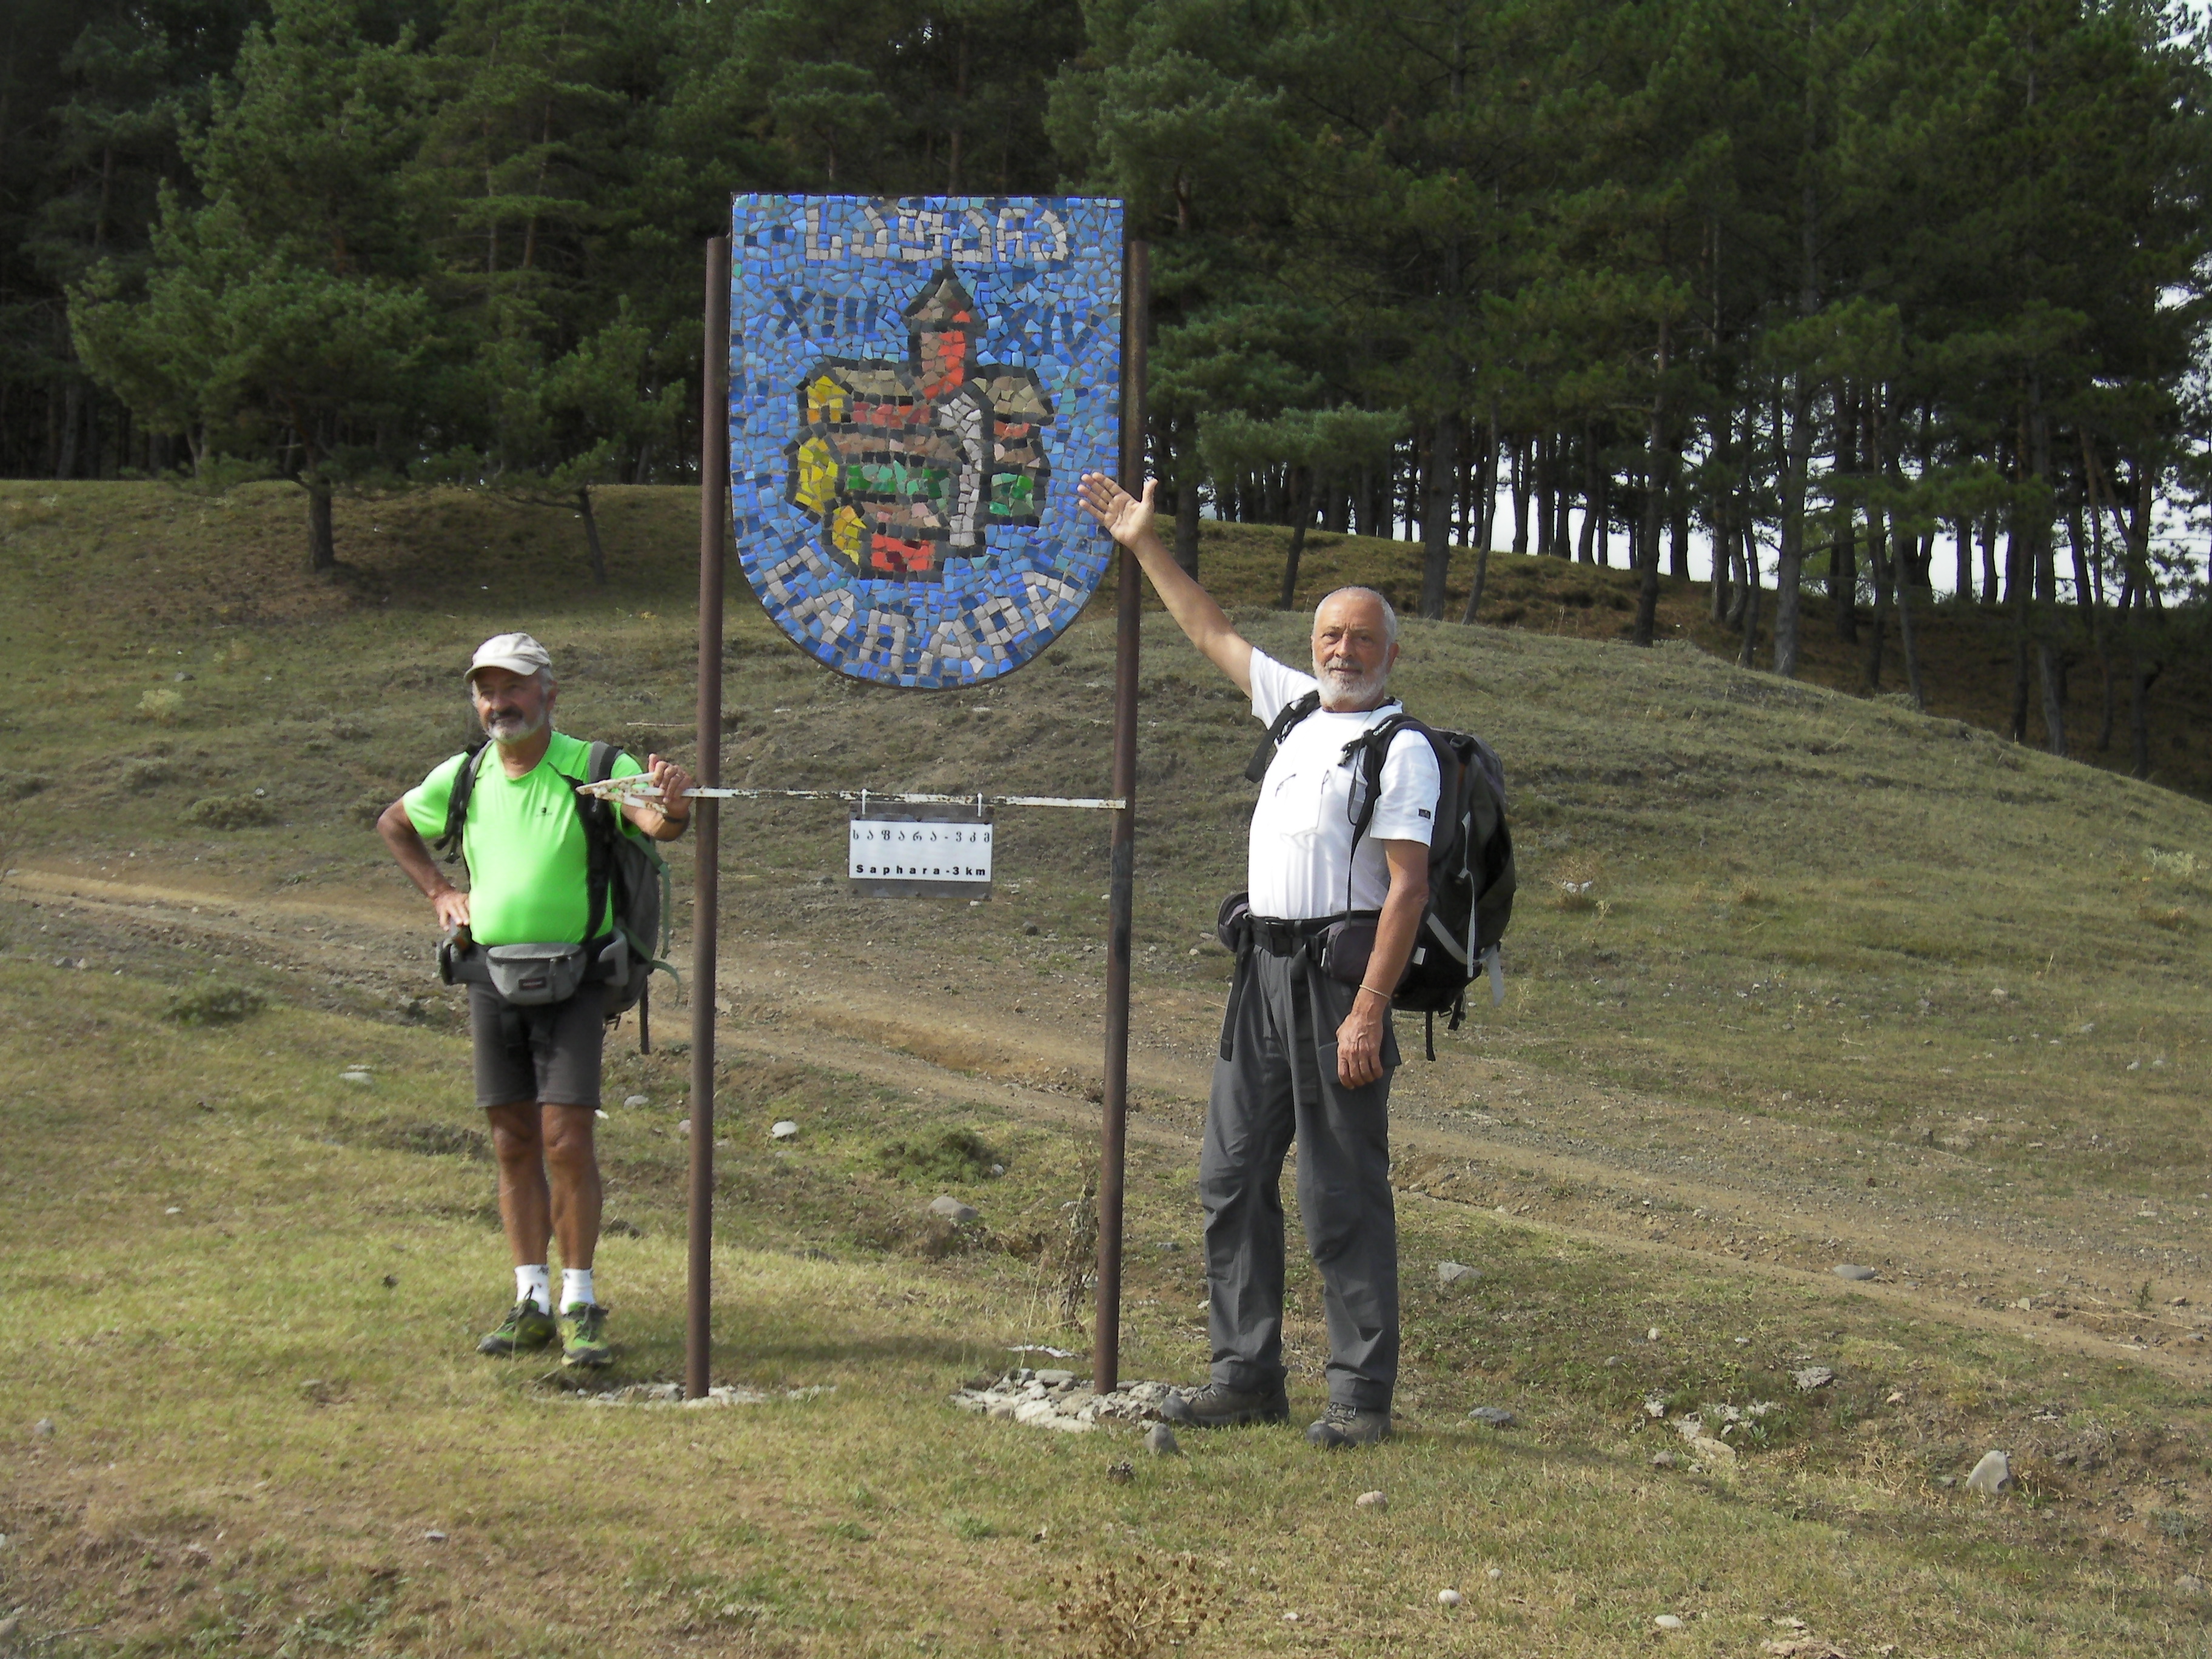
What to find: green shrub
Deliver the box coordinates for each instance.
[185,792,276,829]
[875,1127,998,1185]
[164,984,265,1027]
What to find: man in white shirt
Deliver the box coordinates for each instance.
[1080,471,1437,1448]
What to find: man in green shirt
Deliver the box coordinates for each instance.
[378,633,695,1367]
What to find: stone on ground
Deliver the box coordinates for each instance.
[1833,1264,1879,1281]
[928,1195,979,1222]
[1965,1449,2013,1493]
[1436,1261,1481,1287]
[1469,1406,1515,1428]
[1144,1421,1180,1456]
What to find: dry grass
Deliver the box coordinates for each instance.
[6,483,2212,1653]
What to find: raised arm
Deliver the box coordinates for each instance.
[1078,474,1253,699]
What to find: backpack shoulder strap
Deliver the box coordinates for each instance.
[1341,712,1427,850]
[573,740,623,942]
[1244,689,1322,783]
[432,740,492,865]
[587,740,620,788]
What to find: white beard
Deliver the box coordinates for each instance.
[484,708,547,741]
[1316,660,1388,706]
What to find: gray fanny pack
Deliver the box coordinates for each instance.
[443,934,628,1007]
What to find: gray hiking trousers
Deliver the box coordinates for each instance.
[1203,946,1400,1412]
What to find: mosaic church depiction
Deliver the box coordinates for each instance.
[785,269,1055,581]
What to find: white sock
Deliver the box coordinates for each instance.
[561,1267,595,1312]
[516,1264,551,1312]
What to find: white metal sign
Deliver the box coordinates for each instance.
[848,816,993,887]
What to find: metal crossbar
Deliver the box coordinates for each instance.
[575,777,1124,811]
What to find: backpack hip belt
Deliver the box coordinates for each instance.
[1246,913,1344,958]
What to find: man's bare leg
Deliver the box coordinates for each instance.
[540,1103,610,1365]
[484,1099,554,1267]
[541,1103,601,1273]
[477,1100,560,1355]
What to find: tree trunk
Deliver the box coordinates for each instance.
[1553,445,1572,558]
[1473,413,1498,552]
[2027,395,2062,754]
[2128,597,2152,780]
[1540,435,1557,559]
[1535,435,1555,557]
[1576,426,1600,564]
[1832,389,1859,643]
[2077,447,2116,753]
[1709,409,1736,624]
[1175,477,1201,575]
[1895,540,1926,709]
[1737,526,1761,667]
[1669,495,1689,581]
[1509,437,1530,556]
[1418,410,1458,618]
[577,485,608,585]
[2037,640,2067,757]
[1460,541,1491,625]
[307,475,337,573]
[1862,503,1890,691]
[1277,466,1312,610]
[1887,403,1925,709]
[1632,318,1669,647]
[1773,377,1814,678]
[1980,510,1999,604]
[56,379,82,479]
[2066,506,2094,623]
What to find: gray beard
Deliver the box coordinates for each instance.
[1316,662,1388,706]
[484,709,546,742]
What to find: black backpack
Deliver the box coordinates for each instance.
[1247,692,1516,1054]
[434,739,675,1048]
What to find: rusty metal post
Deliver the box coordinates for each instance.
[687,232,731,1401]
[1093,236,1148,1396]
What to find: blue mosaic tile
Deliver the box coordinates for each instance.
[728,196,1124,689]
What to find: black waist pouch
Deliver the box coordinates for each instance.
[1216,891,1252,953]
[1315,911,1387,990]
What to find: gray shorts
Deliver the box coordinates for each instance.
[468,984,605,1109]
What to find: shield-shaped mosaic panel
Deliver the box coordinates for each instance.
[729,196,1124,688]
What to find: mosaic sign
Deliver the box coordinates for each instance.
[729,196,1124,688]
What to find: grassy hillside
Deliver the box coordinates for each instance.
[3,480,2212,1657]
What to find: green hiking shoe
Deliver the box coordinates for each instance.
[477,1300,557,1356]
[560,1302,612,1369]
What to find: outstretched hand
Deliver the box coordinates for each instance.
[1078,472,1156,548]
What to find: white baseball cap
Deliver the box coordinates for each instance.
[466,632,553,682]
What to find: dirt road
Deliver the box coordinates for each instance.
[10,854,2208,1383]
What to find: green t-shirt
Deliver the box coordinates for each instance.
[403,731,645,946]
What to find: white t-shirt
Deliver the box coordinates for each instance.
[1247,649,1439,919]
